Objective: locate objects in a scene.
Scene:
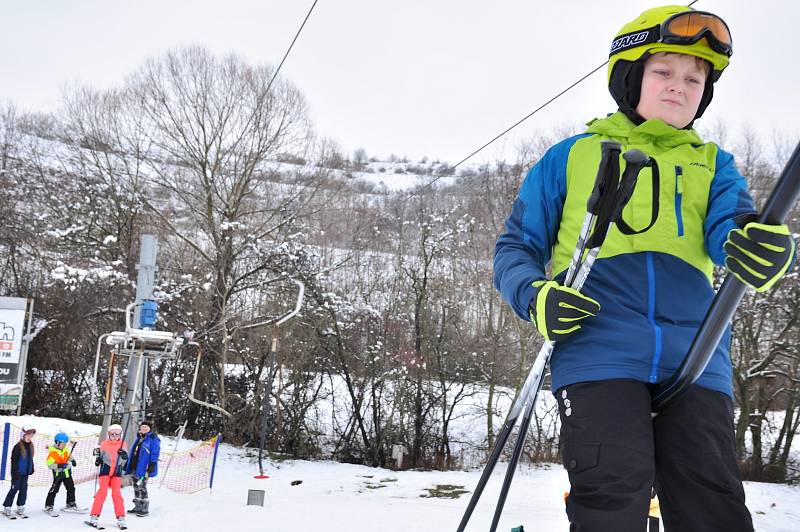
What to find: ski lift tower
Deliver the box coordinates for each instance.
[121,234,157,448]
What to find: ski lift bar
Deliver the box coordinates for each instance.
[186,341,233,417]
[255,279,305,479]
[653,140,800,411]
[241,279,306,330]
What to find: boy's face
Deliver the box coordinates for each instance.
[635,52,707,129]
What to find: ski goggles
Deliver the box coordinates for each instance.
[21,428,36,436]
[108,430,122,437]
[611,11,732,57]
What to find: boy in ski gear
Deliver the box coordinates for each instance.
[89,424,128,527]
[493,6,794,532]
[125,419,160,516]
[3,425,35,518]
[45,432,79,512]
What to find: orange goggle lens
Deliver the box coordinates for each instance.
[663,11,732,54]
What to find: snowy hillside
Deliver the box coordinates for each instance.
[1,415,798,532]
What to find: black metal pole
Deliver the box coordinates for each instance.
[653,141,800,411]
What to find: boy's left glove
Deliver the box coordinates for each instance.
[529,280,600,342]
[724,221,795,292]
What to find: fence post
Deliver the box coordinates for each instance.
[209,433,222,490]
[1,423,10,481]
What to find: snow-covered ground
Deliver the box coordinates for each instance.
[1,415,798,531]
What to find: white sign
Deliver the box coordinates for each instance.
[0,298,27,384]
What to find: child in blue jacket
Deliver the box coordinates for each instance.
[125,420,160,516]
[494,6,795,532]
[2,425,36,518]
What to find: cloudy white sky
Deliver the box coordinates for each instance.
[1,1,797,164]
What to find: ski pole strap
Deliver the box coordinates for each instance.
[586,140,623,214]
[564,141,621,286]
[582,141,622,251]
[613,149,650,223]
[585,148,652,249]
[615,158,660,236]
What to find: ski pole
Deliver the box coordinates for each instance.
[652,140,800,411]
[488,148,650,532]
[456,140,624,532]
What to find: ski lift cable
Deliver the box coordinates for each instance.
[264,0,320,96]
[407,0,701,198]
[452,62,607,171]
[403,61,607,200]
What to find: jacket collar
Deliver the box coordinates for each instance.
[586,112,704,149]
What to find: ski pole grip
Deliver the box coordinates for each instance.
[612,149,649,221]
[587,141,622,213]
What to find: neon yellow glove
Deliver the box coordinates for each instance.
[724,222,795,292]
[528,280,600,342]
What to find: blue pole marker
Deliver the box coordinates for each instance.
[209,433,222,489]
[1,423,10,480]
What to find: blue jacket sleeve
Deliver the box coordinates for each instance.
[148,436,160,477]
[704,147,756,265]
[494,136,580,320]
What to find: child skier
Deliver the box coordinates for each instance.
[44,431,82,515]
[2,425,36,519]
[89,424,129,529]
[493,5,795,532]
[125,419,160,516]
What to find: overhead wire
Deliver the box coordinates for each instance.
[264,0,320,95]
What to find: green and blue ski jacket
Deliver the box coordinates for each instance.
[494,112,756,396]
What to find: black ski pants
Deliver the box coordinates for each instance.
[45,472,76,508]
[556,379,753,532]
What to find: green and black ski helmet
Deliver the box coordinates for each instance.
[608,5,733,123]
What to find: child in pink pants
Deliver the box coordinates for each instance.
[89,424,128,529]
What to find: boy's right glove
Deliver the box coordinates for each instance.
[529,280,600,342]
[724,221,795,292]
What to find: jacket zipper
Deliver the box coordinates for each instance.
[674,165,684,237]
[647,252,662,383]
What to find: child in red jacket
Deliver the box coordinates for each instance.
[89,424,128,529]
